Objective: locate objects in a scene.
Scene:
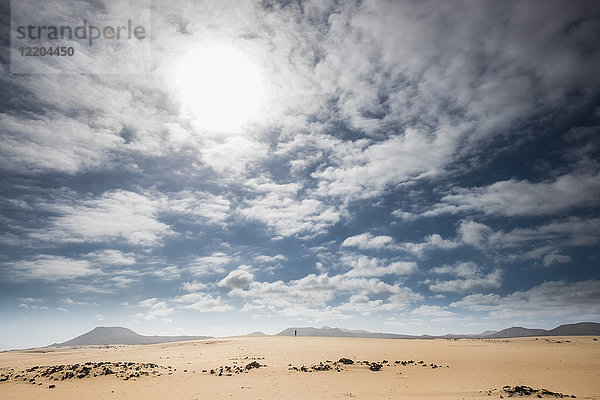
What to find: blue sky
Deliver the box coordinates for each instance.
[1,0,599,350]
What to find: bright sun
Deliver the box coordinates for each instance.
[174,45,265,131]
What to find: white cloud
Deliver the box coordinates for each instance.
[31,190,172,246]
[313,126,468,200]
[278,306,352,322]
[138,298,159,308]
[230,272,422,317]
[341,254,416,277]
[188,252,232,275]
[432,262,480,278]
[172,292,233,312]
[238,187,340,239]
[136,298,174,320]
[451,280,600,319]
[9,255,103,281]
[400,217,598,265]
[162,191,230,225]
[18,297,43,303]
[542,253,572,267]
[181,281,208,292]
[335,293,415,315]
[219,267,255,288]
[429,263,502,293]
[151,266,182,280]
[458,221,493,249]
[342,233,395,250]
[397,233,462,258]
[465,217,599,265]
[0,113,121,173]
[426,172,600,217]
[254,254,287,263]
[201,136,268,175]
[86,250,137,266]
[110,276,136,288]
[64,298,97,306]
[410,305,454,317]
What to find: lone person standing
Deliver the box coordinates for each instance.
[294,329,297,337]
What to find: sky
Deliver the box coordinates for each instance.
[1,0,599,350]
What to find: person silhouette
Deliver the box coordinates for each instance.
[294,330,297,337]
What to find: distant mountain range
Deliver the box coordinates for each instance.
[50,326,212,347]
[277,322,600,339]
[277,326,420,339]
[487,322,600,338]
[49,322,600,348]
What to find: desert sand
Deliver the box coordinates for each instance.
[0,335,598,400]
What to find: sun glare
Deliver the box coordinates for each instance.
[174,45,265,131]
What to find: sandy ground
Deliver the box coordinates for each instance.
[0,335,598,400]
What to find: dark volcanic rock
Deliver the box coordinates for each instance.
[369,363,382,371]
[338,358,354,365]
[502,385,576,398]
[245,361,261,370]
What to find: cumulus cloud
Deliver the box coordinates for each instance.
[400,217,598,266]
[30,190,172,246]
[429,262,502,293]
[451,280,600,320]
[254,254,287,263]
[313,127,468,200]
[201,136,268,175]
[238,188,340,239]
[162,191,231,225]
[426,172,600,217]
[172,292,233,312]
[397,233,462,258]
[181,281,208,292]
[219,266,255,288]
[341,254,416,277]
[342,233,395,250]
[230,272,422,318]
[410,305,454,317]
[136,298,174,320]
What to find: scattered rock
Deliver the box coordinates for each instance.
[369,363,382,372]
[245,361,261,370]
[338,358,354,365]
[501,385,576,398]
[0,362,166,384]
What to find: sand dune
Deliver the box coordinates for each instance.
[1,335,598,400]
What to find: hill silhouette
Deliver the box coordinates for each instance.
[51,326,212,347]
[277,322,600,339]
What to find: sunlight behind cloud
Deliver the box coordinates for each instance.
[173,45,265,131]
